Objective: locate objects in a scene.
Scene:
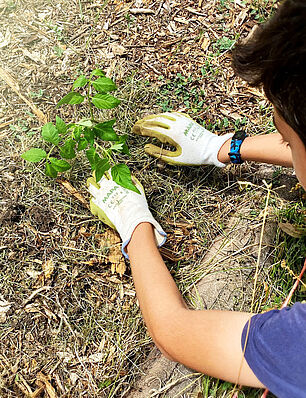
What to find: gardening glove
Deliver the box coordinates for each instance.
[132,112,233,167]
[87,175,166,260]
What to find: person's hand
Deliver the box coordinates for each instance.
[87,174,166,259]
[132,112,233,167]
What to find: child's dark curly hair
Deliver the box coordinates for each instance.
[232,0,306,147]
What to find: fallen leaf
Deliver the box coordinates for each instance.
[57,179,89,208]
[97,229,126,275]
[36,372,57,398]
[0,295,11,323]
[110,43,127,56]
[279,222,306,238]
[42,259,54,279]
[0,28,11,49]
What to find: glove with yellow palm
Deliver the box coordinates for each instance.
[87,174,166,259]
[132,112,233,167]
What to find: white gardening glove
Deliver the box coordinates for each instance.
[87,175,166,259]
[132,112,233,167]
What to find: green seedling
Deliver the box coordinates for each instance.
[22,69,140,194]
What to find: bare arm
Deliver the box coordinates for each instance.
[218,133,293,167]
[127,222,265,388]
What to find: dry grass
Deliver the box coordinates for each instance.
[0,0,305,397]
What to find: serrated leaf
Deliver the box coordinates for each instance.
[279,222,306,238]
[86,147,100,170]
[77,137,88,151]
[91,93,120,109]
[84,127,95,145]
[90,69,105,78]
[60,139,76,159]
[21,148,47,162]
[42,122,60,145]
[95,159,110,182]
[55,116,67,134]
[111,164,140,194]
[92,77,117,93]
[93,121,118,141]
[73,126,82,142]
[117,134,130,155]
[45,162,58,178]
[72,75,88,90]
[49,157,71,172]
[57,92,84,107]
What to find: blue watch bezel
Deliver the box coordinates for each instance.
[228,131,247,164]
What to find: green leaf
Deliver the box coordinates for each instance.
[45,162,58,178]
[21,148,47,162]
[72,75,88,90]
[49,157,71,172]
[111,164,140,194]
[91,93,120,109]
[117,134,130,155]
[55,116,67,134]
[84,127,95,145]
[76,119,93,127]
[57,92,84,107]
[42,122,60,145]
[60,139,76,159]
[86,147,100,170]
[73,126,82,142]
[110,143,124,152]
[95,159,110,182]
[90,69,105,78]
[93,121,118,141]
[92,77,117,93]
[77,137,88,151]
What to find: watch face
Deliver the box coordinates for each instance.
[234,130,246,140]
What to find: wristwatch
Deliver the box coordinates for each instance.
[228,130,247,164]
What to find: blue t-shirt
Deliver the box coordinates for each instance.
[241,302,306,398]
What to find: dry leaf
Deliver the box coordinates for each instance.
[98,229,126,275]
[36,372,57,398]
[0,28,11,49]
[200,37,210,51]
[42,259,54,279]
[279,222,306,238]
[110,43,127,56]
[0,295,11,323]
[57,179,89,208]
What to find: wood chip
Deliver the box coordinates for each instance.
[97,229,126,275]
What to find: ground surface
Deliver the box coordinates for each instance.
[0,0,305,397]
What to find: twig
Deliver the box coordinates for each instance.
[21,286,51,307]
[129,8,155,14]
[0,67,47,125]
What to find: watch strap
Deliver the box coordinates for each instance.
[228,130,247,164]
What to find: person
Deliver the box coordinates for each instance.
[87,0,306,396]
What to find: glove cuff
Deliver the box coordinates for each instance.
[120,217,167,260]
[210,133,234,167]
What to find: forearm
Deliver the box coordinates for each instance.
[127,223,187,338]
[127,222,263,387]
[218,133,293,167]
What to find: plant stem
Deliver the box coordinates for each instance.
[87,83,95,121]
[46,145,56,160]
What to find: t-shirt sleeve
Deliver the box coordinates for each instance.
[241,302,306,398]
